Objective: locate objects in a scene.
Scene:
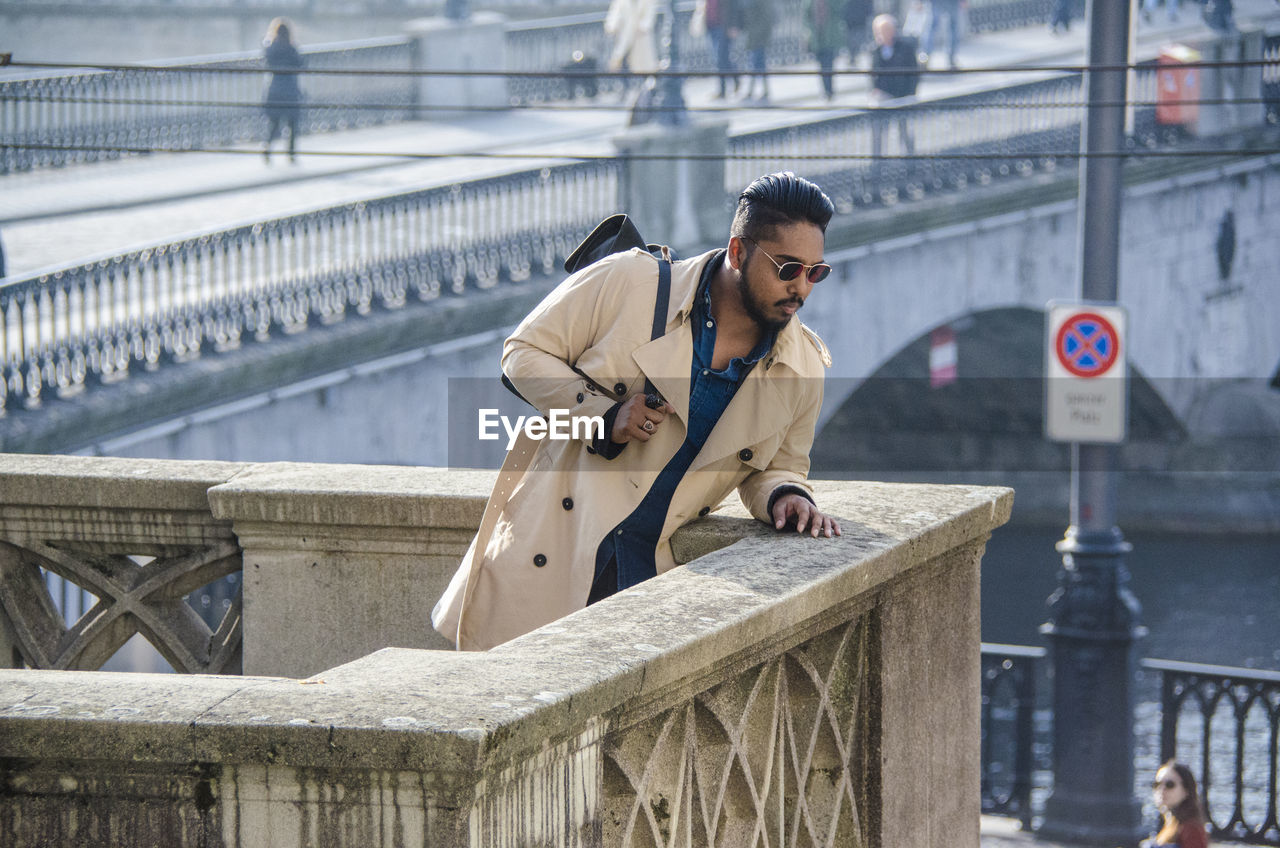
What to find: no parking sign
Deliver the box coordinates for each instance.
[1045,302,1128,443]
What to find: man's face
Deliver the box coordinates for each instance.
[734,220,827,333]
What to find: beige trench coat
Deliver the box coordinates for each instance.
[432,248,831,650]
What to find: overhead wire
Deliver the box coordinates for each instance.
[5,56,1280,78]
[5,141,1277,162]
[2,93,1278,111]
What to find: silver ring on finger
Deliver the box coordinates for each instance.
[642,420,655,433]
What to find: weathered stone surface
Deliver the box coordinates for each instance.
[0,453,246,511]
[0,471,1013,848]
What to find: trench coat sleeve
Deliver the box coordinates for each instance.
[736,369,822,522]
[501,252,639,428]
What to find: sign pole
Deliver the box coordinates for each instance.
[1039,0,1147,844]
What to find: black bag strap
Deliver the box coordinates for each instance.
[504,244,673,408]
[643,249,672,401]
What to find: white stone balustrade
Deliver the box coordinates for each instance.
[0,453,1012,847]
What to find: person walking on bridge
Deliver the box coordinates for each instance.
[804,0,846,100]
[869,14,920,160]
[433,173,843,651]
[262,17,305,163]
[604,0,659,87]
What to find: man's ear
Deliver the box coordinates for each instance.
[727,236,748,271]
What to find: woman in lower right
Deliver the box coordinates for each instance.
[1144,760,1209,848]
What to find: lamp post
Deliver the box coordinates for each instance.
[630,0,688,127]
[1039,1,1147,844]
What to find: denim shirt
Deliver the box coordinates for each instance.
[593,251,776,593]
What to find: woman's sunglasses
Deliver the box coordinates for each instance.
[741,236,832,284]
[1152,779,1180,790]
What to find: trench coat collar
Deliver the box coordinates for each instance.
[632,249,817,471]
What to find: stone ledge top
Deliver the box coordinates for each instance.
[207,463,497,529]
[0,453,248,511]
[0,477,1012,777]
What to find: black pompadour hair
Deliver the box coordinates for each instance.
[730,172,835,241]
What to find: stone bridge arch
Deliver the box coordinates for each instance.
[810,306,1186,477]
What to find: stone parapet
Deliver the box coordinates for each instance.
[207,463,497,675]
[0,461,1012,848]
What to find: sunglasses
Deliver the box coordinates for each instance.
[741,237,832,284]
[1152,779,1180,790]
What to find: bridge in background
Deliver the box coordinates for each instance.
[1,7,1278,522]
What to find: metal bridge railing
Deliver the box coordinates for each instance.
[0,160,619,414]
[981,642,1044,829]
[1148,658,1280,846]
[1,0,1118,174]
[727,66,1173,213]
[0,37,416,174]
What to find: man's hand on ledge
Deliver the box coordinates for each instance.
[772,494,842,538]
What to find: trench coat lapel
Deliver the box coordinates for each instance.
[633,323,794,474]
[689,366,787,472]
[632,326,693,425]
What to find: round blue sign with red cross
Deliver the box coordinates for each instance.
[1055,312,1120,378]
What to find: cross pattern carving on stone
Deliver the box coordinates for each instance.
[602,618,872,848]
[0,537,242,674]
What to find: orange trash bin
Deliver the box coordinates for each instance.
[1156,45,1202,127]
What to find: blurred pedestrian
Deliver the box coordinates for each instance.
[804,0,846,101]
[844,0,874,64]
[1143,760,1209,848]
[694,0,742,99]
[605,0,659,90]
[869,14,920,158]
[740,0,775,103]
[1049,0,1073,34]
[1202,0,1236,33]
[921,0,964,69]
[262,17,304,163]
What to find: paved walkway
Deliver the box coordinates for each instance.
[2,1,1277,278]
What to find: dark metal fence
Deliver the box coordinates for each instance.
[981,643,1043,829]
[0,37,416,174]
[1147,659,1280,846]
[980,646,1280,846]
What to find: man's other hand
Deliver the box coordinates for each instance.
[772,494,842,538]
[610,394,675,444]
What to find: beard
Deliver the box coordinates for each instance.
[738,256,803,333]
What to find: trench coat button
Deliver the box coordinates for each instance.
[698,506,711,517]
[738,448,754,463]
[613,382,627,395]
[577,392,585,403]
[562,498,574,510]
[533,554,547,567]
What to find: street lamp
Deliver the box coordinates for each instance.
[1039,2,1147,844]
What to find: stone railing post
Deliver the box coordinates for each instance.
[404,12,508,120]
[207,464,495,677]
[613,118,730,255]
